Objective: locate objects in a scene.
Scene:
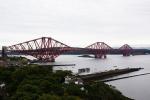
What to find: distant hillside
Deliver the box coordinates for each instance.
[1,48,150,55]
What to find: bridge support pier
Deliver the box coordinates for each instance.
[39,56,55,62]
[49,56,55,62]
[94,54,107,59]
[123,53,131,56]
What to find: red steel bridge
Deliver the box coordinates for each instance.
[6,37,73,62]
[85,42,112,58]
[119,44,133,56]
[85,43,133,58]
[4,37,133,62]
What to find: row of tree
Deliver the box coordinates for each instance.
[0,64,132,100]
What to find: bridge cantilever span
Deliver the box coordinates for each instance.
[6,37,73,62]
[86,42,113,59]
[119,44,133,56]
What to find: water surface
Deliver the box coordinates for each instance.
[51,55,150,100]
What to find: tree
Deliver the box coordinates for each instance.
[38,94,60,100]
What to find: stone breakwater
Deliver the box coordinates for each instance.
[79,67,143,82]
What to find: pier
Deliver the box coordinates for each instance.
[79,68,143,82]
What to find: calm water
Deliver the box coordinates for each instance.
[48,55,150,100]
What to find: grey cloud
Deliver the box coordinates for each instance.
[0,0,150,48]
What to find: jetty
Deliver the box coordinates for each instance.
[79,67,143,82]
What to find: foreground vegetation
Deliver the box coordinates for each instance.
[0,64,132,100]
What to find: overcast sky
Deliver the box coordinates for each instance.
[0,0,150,48]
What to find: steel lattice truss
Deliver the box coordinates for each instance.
[86,42,112,58]
[7,37,72,62]
[119,44,133,56]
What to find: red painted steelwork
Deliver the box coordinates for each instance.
[119,44,133,56]
[86,42,112,59]
[7,37,72,62]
